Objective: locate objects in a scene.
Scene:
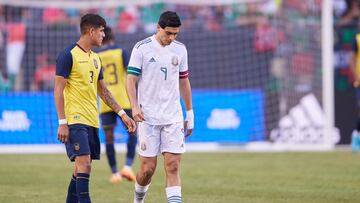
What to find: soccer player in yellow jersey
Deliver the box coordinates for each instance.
[54,14,136,203]
[98,26,137,183]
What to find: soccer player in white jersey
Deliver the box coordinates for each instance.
[126,11,194,203]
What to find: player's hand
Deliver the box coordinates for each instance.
[121,114,136,133]
[132,106,145,122]
[184,109,194,137]
[57,124,69,143]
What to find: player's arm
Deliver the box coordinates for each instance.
[54,49,72,143]
[54,76,69,143]
[180,77,194,137]
[97,79,136,132]
[126,45,145,122]
[126,74,145,122]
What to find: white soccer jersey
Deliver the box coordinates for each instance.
[128,35,189,125]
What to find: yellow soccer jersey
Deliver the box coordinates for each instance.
[56,43,103,128]
[98,44,131,114]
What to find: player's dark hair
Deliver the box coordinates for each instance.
[158,11,181,29]
[80,13,106,35]
[103,26,114,44]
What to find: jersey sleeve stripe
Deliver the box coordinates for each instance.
[179,70,189,79]
[179,70,188,75]
[128,66,141,76]
[128,66,141,73]
[128,70,140,76]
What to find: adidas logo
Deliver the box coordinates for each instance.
[270,94,339,145]
[149,57,156,62]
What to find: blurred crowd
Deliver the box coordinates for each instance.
[0,0,282,92]
[0,0,358,92]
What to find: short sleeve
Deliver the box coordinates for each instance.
[353,38,358,53]
[127,47,142,76]
[179,47,189,79]
[98,67,104,80]
[56,49,73,78]
[122,49,130,68]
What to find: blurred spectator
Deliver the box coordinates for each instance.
[42,8,67,27]
[4,6,27,91]
[336,0,360,27]
[205,6,224,32]
[140,3,163,33]
[32,53,55,91]
[236,2,268,26]
[117,5,139,33]
[100,7,121,28]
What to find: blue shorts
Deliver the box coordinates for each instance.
[100,109,132,127]
[65,124,100,161]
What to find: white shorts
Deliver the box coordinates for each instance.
[137,121,185,157]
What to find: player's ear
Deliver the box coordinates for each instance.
[89,27,95,36]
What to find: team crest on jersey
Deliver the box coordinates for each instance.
[74,143,80,151]
[141,142,146,151]
[93,59,98,69]
[171,56,179,66]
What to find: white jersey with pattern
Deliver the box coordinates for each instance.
[128,35,189,125]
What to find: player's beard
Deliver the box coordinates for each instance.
[94,39,103,47]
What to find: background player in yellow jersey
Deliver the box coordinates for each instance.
[54,14,136,203]
[350,33,360,152]
[98,26,137,183]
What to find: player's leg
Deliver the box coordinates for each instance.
[352,88,360,152]
[66,165,78,203]
[121,109,137,181]
[161,122,185,203]
[133,122,160,203]
[65,124,99,203]
[101,112,122,183]
[164,153,182,203]
[134,156,157,203]
[75,155,92,203]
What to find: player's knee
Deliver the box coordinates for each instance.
[141,164,156,179]
[76,160,92,173]
[165,160,180,175]
[142,168,155,179]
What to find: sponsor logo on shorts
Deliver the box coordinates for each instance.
[141,142,146,151]
[74,143,80,151]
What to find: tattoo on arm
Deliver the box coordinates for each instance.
[98,82,120,112]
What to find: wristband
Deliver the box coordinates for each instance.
[185,109,194,129]
[58,119,67,125]
[117,109,126,117]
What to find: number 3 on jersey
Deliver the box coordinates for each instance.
[89,71,94,83]
[160,67,167,80]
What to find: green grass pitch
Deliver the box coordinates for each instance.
[0,151,359,203]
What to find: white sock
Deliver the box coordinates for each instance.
[123,165,132,170]
[134,181,150,203]
[166,186,182,203]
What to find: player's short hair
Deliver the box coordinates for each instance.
[103,26,114,44]
[80,13,106,35]
[158,11,181,29]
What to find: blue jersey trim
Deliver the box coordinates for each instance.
[56,43,76,78]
